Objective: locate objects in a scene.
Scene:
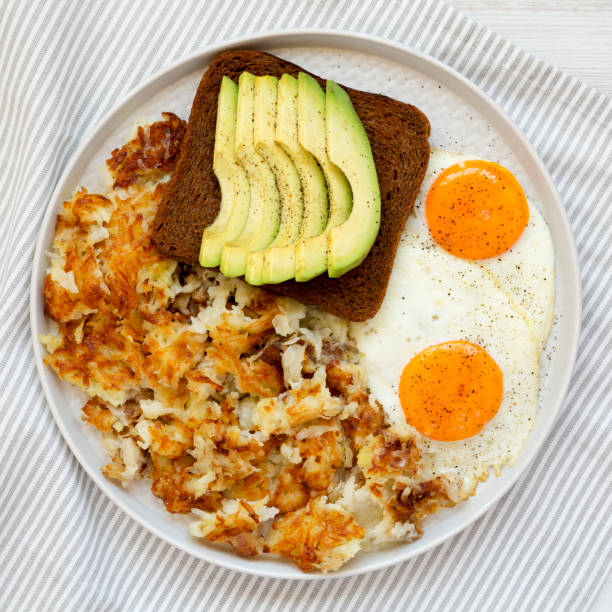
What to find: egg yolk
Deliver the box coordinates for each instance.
[425,160,529,260]
[399,341,503,441]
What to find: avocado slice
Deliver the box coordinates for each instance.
[260,74,328,283]
[199,76,251,268]
[295,72,352,282]
[220,72,280,278]
[325,80,380,277]
[245,75,304,285]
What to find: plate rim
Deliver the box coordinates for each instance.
[29,28,582,580]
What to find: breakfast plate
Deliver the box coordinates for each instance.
[30,30,581,579]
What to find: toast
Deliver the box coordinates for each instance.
[152,49,430,321]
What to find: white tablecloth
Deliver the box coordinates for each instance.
[1,1,610,610]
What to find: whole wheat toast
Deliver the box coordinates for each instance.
[152,49,430,321]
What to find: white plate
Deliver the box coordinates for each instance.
[30,30,581,580]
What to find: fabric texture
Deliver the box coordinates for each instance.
[1,0,610,610]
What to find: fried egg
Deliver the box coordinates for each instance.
[352,151,555,498]
[414,150,555,349]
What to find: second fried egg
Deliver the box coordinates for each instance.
[352,214,540,497]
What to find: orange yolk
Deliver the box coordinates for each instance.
[426,160,529,260]
[399,341,503,442]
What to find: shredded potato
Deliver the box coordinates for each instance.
[41,115,461,573]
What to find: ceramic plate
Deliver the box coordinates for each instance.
[30,30,581,579]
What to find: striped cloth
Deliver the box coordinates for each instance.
[1,0,610,610]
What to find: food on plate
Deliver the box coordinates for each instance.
[416,149,555,350]
[352,149,554,497]
[39,51,555,574]
[207,68,380,285]
[274,73,330,282]
[243,74,303,285]
[198,77,250,268]
[325,79,380,278]
[41,115,460,573]
[152,49,431,321]
[106,111,186,189]
[220,72,281,279]
[398,341,504,442]
[426,160,528,260]
[295,72,350,281]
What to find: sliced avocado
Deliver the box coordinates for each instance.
[245,75,304,285]
[295,72,352,282]
[325,80,380,277]
[220,72,280,278]
[199,76,251,268]
[264,74,328,282]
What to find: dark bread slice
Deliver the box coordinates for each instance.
[152,49,430,321]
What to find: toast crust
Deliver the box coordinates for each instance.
[152,49,431,321]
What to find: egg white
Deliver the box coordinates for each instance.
[352,213,541,499]
[413,149,555,350]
